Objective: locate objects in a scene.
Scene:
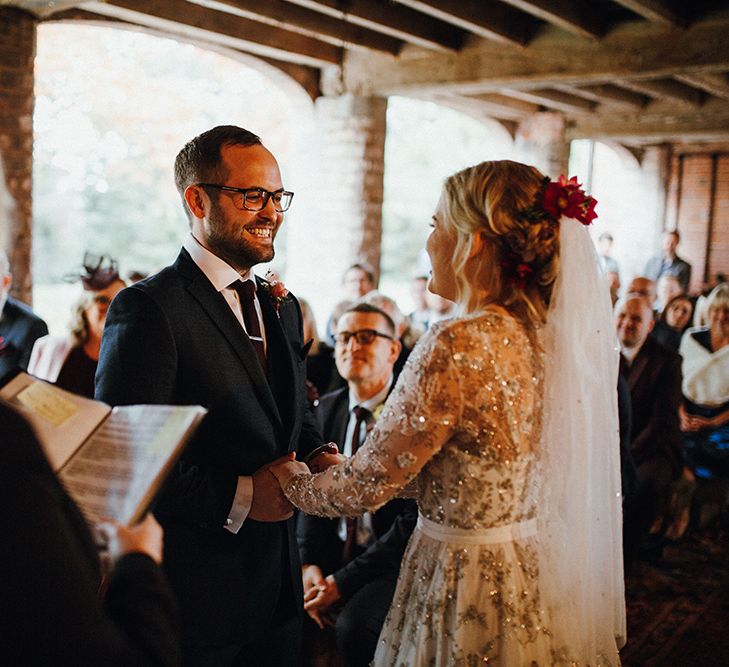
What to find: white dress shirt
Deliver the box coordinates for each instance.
[337,376,393,546]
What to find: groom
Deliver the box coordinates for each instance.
[96,126,325,665]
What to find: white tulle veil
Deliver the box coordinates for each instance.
[538,218,626,664]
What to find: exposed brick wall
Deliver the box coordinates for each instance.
[0,7,36,305]
[670,153,728,292]
[514,112,569,177]
[286,93,387,323]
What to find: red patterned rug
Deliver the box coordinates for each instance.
[620,532,729,666]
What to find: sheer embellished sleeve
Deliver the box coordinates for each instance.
[284,322,463,517]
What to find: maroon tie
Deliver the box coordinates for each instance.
[232,280,267,373]
[342,406,371,563]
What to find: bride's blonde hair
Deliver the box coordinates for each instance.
[442,160,561,325]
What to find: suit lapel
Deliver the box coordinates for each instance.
[177,252,282,425]
[258,281,296,430]
[625,344,650,393]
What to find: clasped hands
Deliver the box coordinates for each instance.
[250,443,345,522]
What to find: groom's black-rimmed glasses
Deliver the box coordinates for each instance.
[333,329,394,346]
[197,183,294,212]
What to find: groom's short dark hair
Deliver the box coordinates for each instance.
[174,125,262,208]
[342,302,396,337]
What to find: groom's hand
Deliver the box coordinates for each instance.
[249,454,296,521]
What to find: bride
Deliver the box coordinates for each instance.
[273,160,625,665]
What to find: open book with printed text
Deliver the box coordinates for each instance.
[1,372,206,525]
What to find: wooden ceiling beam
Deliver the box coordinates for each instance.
[341,13,729,95]
[191,0,402,54]
[498,0,606,39]
[427,93,534,124]
[616,77,705,107]
[610,0,688,28]
[393,0,540,46]
[459,92,540,119]
[567,83,650,108]
[498,87,597,113]
[567,98,729,143]
[286,0,466,51]
[674,72,729,101]
[79,0,342,67]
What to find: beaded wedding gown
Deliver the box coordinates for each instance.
[285,308,566,665]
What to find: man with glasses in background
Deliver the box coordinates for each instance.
[297,303,417,667]
[96,126,327,666]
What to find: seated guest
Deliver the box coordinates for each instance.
[652,294,694,351]
[406,274,430,333]
[616,295,683,568]
[627,276,658,314]
[28,254,125,398]
[0,250,48,381]
[324,263,377,346]
[357,291,420,375]
[674,283,729,531]
[657,274,684,311]
[298,303,416,667]
[0,400,179,665]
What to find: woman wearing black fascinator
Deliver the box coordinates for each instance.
[28,252,126,398]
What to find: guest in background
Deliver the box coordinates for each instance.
[657,274,685,311]
[0,250,48,382]
[325,263,377,347]
[673,283,729,532]
[645,230,692,292]
[598,232,620,279]
[616,295,683,567]
[406,274,430,333]
[0,399,180,665]
[28,254,125,398]
[424,290,457,328]
[651,294,694,351]
[298,303,416,667]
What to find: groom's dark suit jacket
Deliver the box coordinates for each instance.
[0,296,48,380]
[297,386,415,596]
[96,248,323,648]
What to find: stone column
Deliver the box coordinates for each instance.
[0,7,36,304]
[285,93,387,324]
[514,111,569,177]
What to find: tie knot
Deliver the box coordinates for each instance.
[353,406,371,422]
[233,280,256,302]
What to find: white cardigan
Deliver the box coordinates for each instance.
[679,327,729,407]
[27,335,73,383]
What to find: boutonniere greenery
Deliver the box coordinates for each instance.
[263,270,292,315]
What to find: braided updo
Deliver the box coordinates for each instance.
[441,160,561,325]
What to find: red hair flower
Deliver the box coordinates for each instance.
[541,175,597,226]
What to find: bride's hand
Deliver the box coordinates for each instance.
[269,455,310,488]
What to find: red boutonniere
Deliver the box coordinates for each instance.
[263,270,292,315]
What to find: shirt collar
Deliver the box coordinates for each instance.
[183,234,252,292]
[348,375,394,413]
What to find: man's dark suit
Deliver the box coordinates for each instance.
[297,386,416,666]
[96,248,323,660]
[620,336,683,567]
[0,401,179,665]
[0,296,48,381]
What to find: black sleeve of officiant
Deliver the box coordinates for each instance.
[0,401,180,666]
[333,503,418,601]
